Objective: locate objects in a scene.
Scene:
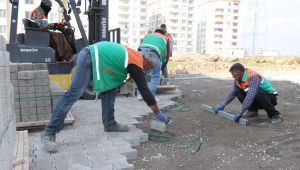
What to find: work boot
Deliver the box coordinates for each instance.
[104,122,129,132]
[271,115,283,124]
[243,110,258,117]
[41,131,57,153]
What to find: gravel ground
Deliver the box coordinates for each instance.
[133,75,300,170]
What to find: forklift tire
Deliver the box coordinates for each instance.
[71,65,97,100]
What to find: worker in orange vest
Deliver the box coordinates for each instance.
[215,63,283,124]
[30,0,73,61]
[30,0,64,29]
[160,24,174,78]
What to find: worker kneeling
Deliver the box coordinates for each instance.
[214,63,283,124]
[41,42,171,153]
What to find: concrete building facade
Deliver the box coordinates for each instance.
[146,0,194,54]
[0,0,9,40]
[1,0,60,42]
[112,0,148,49]
[192,0,241,57]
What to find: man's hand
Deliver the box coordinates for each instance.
[155,111,172,125]
[214,104,225,114]
[234,111,242,122]
[56,22,65,27]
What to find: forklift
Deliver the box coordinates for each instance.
[6,0,120,99]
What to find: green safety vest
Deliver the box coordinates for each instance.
[89,42,129,92]
[139,33,168,64]
[236,69,277,94]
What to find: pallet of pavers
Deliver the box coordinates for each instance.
[10,63,74,130]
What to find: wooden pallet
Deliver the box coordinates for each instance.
[13,130,29,170]
[16,112,75,130]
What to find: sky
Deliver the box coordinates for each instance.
[108,0,300,55]
[238,0,300,55]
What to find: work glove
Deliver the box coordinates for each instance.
[214,104,225,114]
[155,112,172,125]
[234,111,242,122]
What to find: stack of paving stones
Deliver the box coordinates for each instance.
[10,63,53,122]
[50,86,65,111]
[0,35,16,170]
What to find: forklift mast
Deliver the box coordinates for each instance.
[85,0,109,44]
[8,0,119,47]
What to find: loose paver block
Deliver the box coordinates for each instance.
[150,119,167,132]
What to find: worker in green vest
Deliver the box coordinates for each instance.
[137,29,170,101]
[41,42,171,153]
[214,63,283,124]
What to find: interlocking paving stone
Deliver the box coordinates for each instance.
[29,91,181,170]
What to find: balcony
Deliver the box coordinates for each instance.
[119,18,129,24]
[119,4,129,11]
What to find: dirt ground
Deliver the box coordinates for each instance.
[168,55,300,76]
[133,76,300,170]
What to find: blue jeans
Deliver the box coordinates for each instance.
[137,49,161,96]
[45,48,117,135]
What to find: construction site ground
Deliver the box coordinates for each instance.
[133,56,300,170]
[28,56,299,170]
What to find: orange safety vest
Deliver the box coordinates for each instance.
[235,69,277,94]
[30,7,47,20]
[236,69,262,91]
[127,47,144,69]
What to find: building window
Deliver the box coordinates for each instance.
[232,42,237,46]
[228,2,231,6]
[227,9,231,13]
[182,12,188,18]
[25,11,31,18]
[214,28,223,32]
[215,8,224,12]
[0,9,6,18]
[233,29,238,33]
[182,0,187,3]
[232,35,237,39]
[182,20,187,24]
[0,25,6,34]
[25,0,34,4]
[215,15,224,19]
[181,26,186,31]
[234,2,239,6]
[226,21,230,26]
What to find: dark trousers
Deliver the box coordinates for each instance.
[236,89,281,118]
[161,62,168,78]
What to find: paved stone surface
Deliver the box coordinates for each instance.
[29,91,181,170]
